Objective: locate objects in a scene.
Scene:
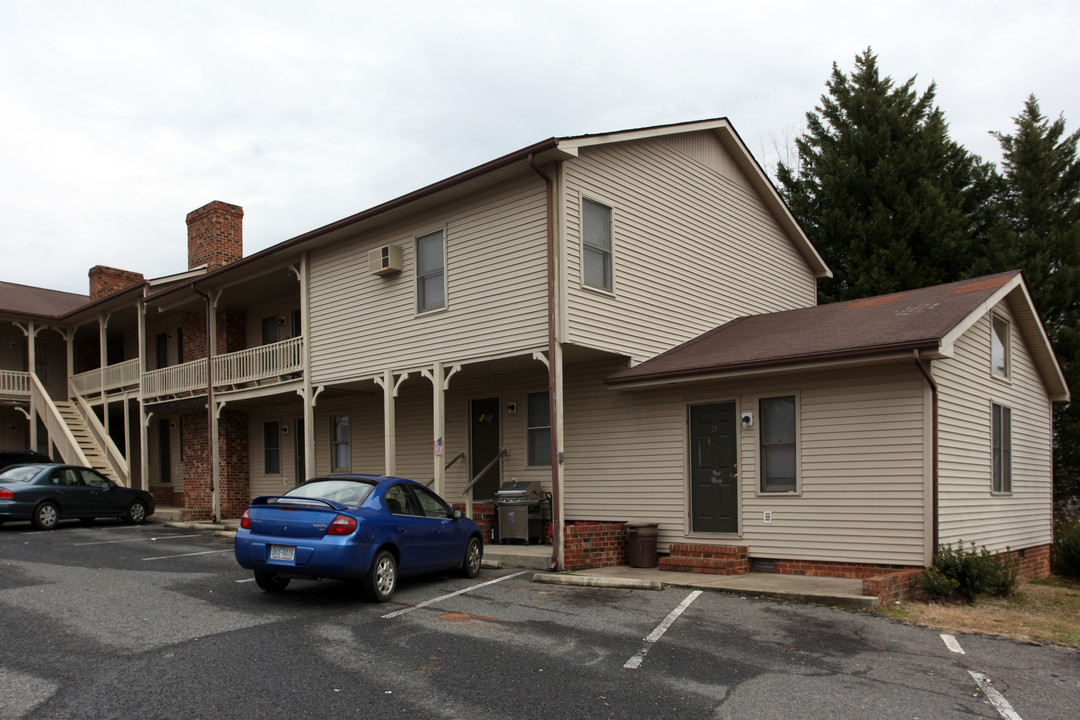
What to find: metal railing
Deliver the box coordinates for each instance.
[460,448,508,496]
[0,369,31,397]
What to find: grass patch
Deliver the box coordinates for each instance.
[879,576,1080,646]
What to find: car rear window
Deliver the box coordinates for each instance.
[281,479,375,507]
[0,465,44,482]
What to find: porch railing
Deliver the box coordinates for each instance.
[212,336,303,387]
[141,358,208,399]
[140,336,304,401]
[71,358,141,396]
[0,369,31,397]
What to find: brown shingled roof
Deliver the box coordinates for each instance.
[0,281,89,318]
[607,272,1022,385]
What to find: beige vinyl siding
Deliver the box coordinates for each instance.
[562,134,817,362]
[309,175,549,384]
[936,299,1053,552]
[565,362,928,566]
[246,299,301,348]
[247,405,305,498]
[312,394,385,476]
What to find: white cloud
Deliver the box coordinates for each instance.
[1,0,1078,293]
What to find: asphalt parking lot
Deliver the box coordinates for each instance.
[1,519,1078,720]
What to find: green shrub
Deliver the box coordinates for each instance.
[920,540,1019,602]
[1053,516,1080,580]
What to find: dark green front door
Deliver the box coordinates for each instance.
[689,402,738,533]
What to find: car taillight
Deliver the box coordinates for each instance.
[0,489,13,499]
[240,509,251,529]
[327,514,357,535]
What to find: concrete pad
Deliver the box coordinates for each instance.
[532,573,663,591]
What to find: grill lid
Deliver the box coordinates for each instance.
[494,480,543,502]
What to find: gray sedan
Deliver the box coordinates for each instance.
[0,464,155,530]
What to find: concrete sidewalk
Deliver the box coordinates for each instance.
[485,543,879,610]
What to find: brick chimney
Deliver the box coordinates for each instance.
[186,201,243,271]
[88,266,145,300]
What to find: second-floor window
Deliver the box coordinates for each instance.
[331,415,351,472]
[416,229,446,313]
[582,198,613,292]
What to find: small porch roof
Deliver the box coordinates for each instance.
[606,272,1069,402]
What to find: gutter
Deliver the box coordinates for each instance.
[529,153,562,572]
[913,349,939,558]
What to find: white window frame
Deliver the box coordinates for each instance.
[581,196,614,294]
[330,415,351,472]
[991,314,1010,380]
[415,228,447,314]
[526,391,551,467]
[992,402,1012,494]
[758,393,799,494]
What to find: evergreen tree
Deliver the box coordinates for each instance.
[777,48,989,303]
[982,96,1080,503]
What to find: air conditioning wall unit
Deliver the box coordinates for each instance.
[368,245,403,276]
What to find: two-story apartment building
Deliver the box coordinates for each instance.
[1,118,1067,584]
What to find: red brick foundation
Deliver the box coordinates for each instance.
[1011,544,1052,581]
[452,501,495,542]
[863,568,923,604]
[660,544,749,575]
[563,522,628,571]
[150,486,183,507]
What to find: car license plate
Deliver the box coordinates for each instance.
[269,545,295,562]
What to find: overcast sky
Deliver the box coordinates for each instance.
[2,1,1077,295]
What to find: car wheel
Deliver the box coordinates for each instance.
[32,502,59,531]
[254,571,290,593]
[125,499,148,524]
[460,536,483,578]
[363,550,397,602]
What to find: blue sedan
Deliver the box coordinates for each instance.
[234,474,484,602]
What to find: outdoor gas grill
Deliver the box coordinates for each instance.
[493,480,551,545]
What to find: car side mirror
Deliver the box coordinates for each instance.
[453,509,463,520]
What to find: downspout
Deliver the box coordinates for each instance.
[913,350,939,557]
[530,153,562,572]
[194,288,219,522]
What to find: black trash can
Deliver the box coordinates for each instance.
[627,522,659,568]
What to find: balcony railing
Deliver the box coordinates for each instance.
[0,369,31,397]
[141,336,303,402]
[71,358,141,396]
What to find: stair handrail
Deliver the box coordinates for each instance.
[28,373,89,466]
[72,390,130,486]
[460,448,508,497]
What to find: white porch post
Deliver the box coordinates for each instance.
[381,369,396,477]
[26,321,38,453]
[431,362,445,497]
[296,255,317,482]
[99,313,109,435]
[138,299,150,491]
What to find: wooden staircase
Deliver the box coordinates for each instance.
[53,400,119,483]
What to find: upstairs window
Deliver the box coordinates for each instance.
[992,403,1012,493]
[582,198,613,292]
[991,315,1010,379]
[416,229,446,312]
[760,395,797,493]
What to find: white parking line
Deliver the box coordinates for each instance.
[940,633,966,654]
[75,533,214,546]
[381,571,528,619]
[970,671,1023,720]
[940,634,1023,719]
[142,549,234,561]
[624,589,702,670]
